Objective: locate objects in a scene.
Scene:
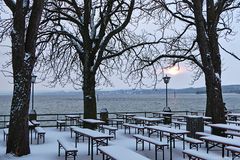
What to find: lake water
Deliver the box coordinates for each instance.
[1,93,240,115]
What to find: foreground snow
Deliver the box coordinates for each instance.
[0,126,234,160]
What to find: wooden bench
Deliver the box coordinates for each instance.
[183,149,227,160]
[123,123,144,135]
[34,127,46,144]
[184,137,204,150]
[57,120,66,131]
[31,120,40,127]
[98,146,150,160]
[99,125,118,139]
[69,126,79,138]
[226,120,240,125]
[133,134,168,160]
[226,131,240,138]
[57,139,78,160]
[171,120,186,129]
[3,128,8,142]
[108,118,124,129]
[195,132,211,138]
[225,146,240,160]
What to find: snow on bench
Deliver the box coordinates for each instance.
[225,131,240,138]
[69,126,79,138]
[195,132,211,137]
[183,149,228,160]
[171,120,186,129]
[108,118,124,129]
[184,137,204,150]
[56,120,66,131]
[99,125,118,139]
[34,127,46,144]
[31,120,40,126]
[226,120,240,125]
[123,123,144,135]
[133,134,168,160]
[57,139,78,160]
[225,146,240,160]
[98,146,150,160]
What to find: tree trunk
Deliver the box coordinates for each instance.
[7,73,31,155]
[205,71,226,136]
[4,0,44,156]
[193,0,226,136]
[83,70,97,129]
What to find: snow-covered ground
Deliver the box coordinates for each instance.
[0,125,234,160]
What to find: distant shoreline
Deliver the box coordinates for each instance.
[1,84,240,95]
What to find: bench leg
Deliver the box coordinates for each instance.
[58,143,61,156]
[43,134,45,143]
[155,146,157,160]
[37,134,39,144]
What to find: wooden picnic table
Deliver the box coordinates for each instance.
[145,125,189,160]
[132,116,163,126]
[201,135,240,157]
[7,121,35,144]
[73,127,113,160]
[98,146,151,160]
[208,123,240,132]
[121,113,136,122]
[227,113,240,121]
[81,119,105,128]
[152,111,174,117]
[65,115,81,125]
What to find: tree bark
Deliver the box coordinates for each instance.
[83,69,97,129]
[4,0,44,156]
[7,73,31,155]
[193,0,226,135]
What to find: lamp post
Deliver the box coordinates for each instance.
[163,74,171,111]
[31,75,37,111]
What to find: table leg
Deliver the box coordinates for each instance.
[206,141,209,153]
[30,129,33,144]
[222,144,225,157]
[91,138,93,160]
[75,133,78,147]
[88,137,90,155]
[183,134,185,150]
[170,133,172,160]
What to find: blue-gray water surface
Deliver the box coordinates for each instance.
[1,93,240,115]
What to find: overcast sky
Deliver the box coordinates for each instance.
[1,7,240,93]
[1,29,240,93]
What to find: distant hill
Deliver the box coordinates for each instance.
[98,85,240,95]
[1,85,240,95]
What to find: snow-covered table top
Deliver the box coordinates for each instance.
[73,127,113,138]
[81,119,105,124]
[98,146,151,160]
[152,112,174,115]
[201,135,240,147]
[132,116,163,122]
[208,123,240,132]
[65,115,81,118]
[145,125,189,134]
[227,113,240,117]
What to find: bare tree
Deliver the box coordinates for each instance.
[37,0,159,128]
[130,0,240,135]
[1,0,44,156]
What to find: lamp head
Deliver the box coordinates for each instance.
[163,74,171,84]
[31,75,37,83]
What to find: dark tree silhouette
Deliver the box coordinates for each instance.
[128,0,240,135]
[1,0,44,156]
[37,0,159,128]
